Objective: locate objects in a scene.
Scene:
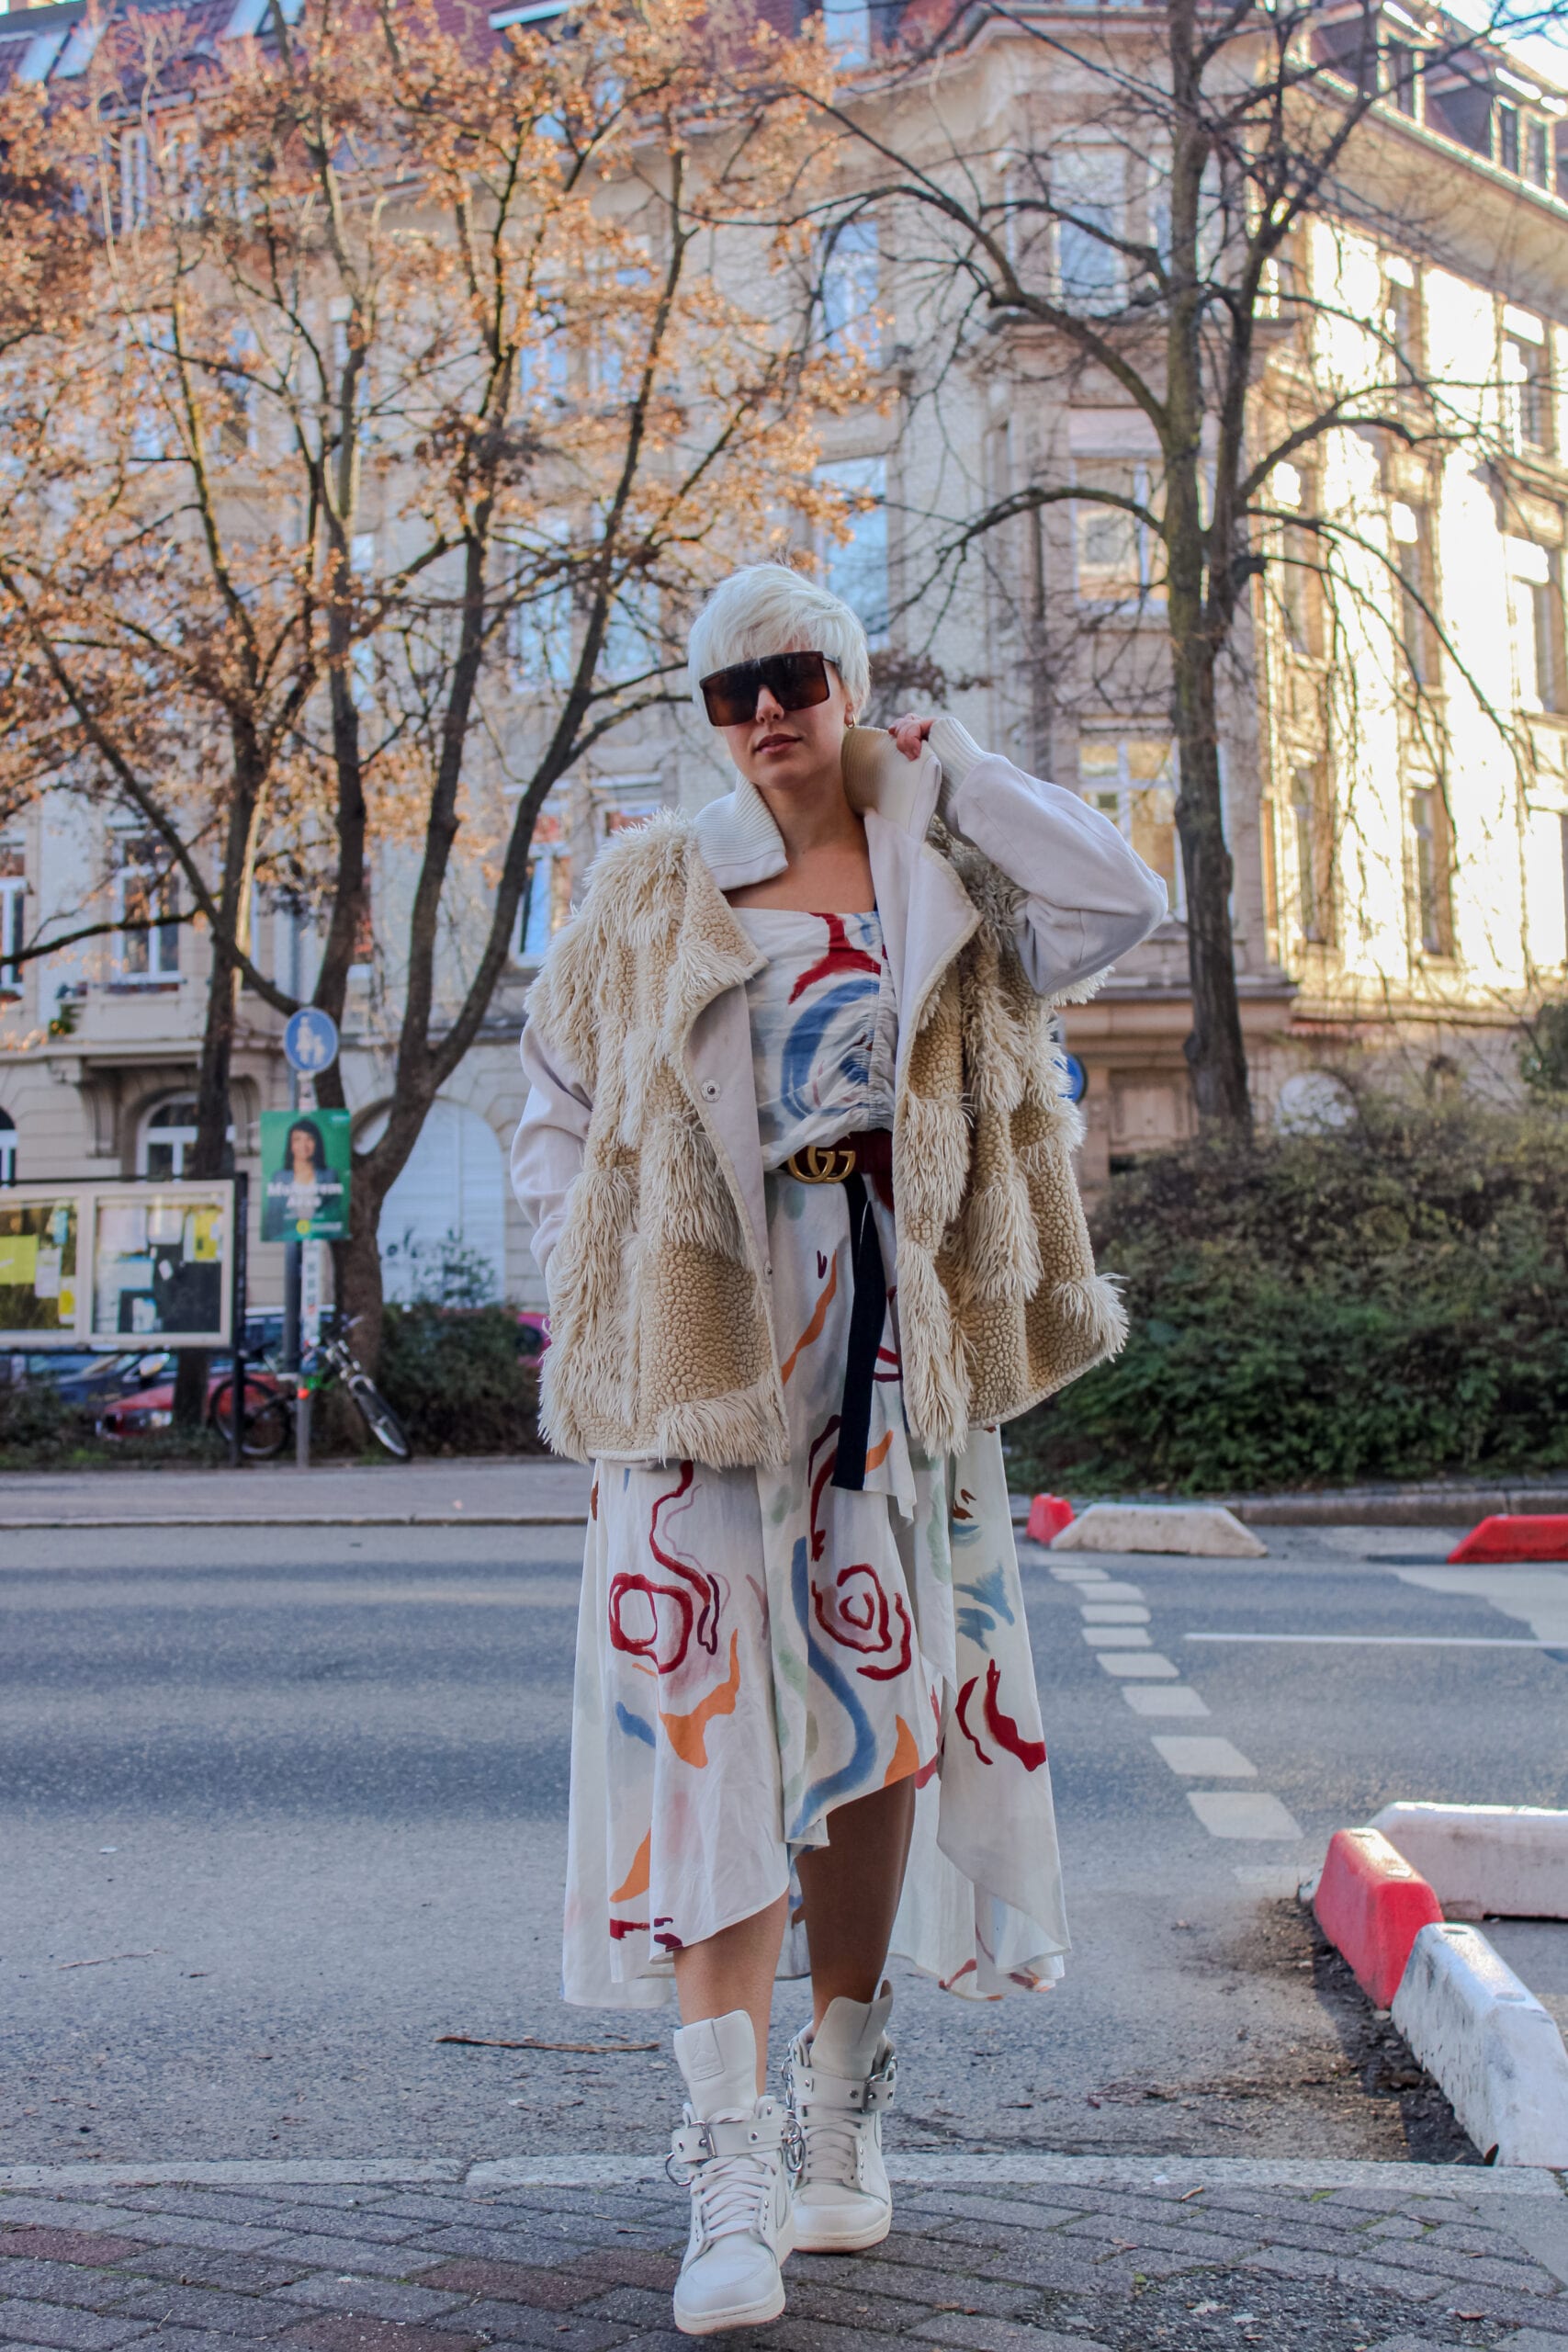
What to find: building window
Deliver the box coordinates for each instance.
[0,849,23,994]
[1275,466,1323,658]
[1386,268,1424,391]
[1078,736,1181,915]
[1390,501,1438,688]
[1536,552,1568,716]
[114,836,181,983]
[1055,143,1124,309]
[1410,786,1452,955]
[1503,321,1552,457]
[1075,459,1160,604]
[1498,101,1521,174]
[1385,38,1418,115]
[514,809,572,964]
[1290,763,1333,947]
[817,456,888,644]
[0,1107,15,1187]
[508,526,573,690]
[139,1097,199,1179]
[821,217,879,359]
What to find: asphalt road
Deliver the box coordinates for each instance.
[3,1519,1563,2169]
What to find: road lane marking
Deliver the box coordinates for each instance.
[0,1580,584,1610]
[1187,1791,1303,1839]
[1081,1604,1151,1623]
[1122,1686,1211,1716]
[1070,1581,1146,1602]
[1151,1736,1258,1778]
[1184,1633,1554,1647]
[1081,1625,1152,1648]
[1097,1652,1179,1678]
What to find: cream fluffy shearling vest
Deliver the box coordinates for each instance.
[525,810,1127,1469]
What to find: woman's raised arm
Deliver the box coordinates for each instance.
[512,1021,592,1284]
[926,718,1168,998]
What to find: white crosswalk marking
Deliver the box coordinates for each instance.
[1187,1791,1303,1839]
[1098,1652,1179,1678]
[1151,1735,1258,1778]
[1081,1604,1150,1623]
[1122,1686,1211,1716]
[1081,1625,1152,1648]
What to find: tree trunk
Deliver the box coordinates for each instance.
[334,1179,388,1370]
[1170,628,1253,1134]
[171,930,240,1429]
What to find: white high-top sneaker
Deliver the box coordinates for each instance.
[784,1982,896,2253]
[668,2009,797,2336]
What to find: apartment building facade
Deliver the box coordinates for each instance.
[1,0,1564,1317]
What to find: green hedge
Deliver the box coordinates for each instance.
[1004,1097,1568,1497]
[374,1302,546,1457]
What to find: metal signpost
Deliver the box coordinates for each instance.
[277,1008,344,1469]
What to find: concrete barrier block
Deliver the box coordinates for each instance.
[1391,1920,1568,2165]
[1313,1826,1444,2008]
[1371,1802,1568,1921]
[1449,1512,1568,1563]
[1051,1503,1267,1557]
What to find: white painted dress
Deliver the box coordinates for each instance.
[561,907,1069,2009]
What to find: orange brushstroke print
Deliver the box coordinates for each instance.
[660,1630,741,1767]
[610,1829,651,1904]
[864,1430,894,1472]
[884,1714,919,1786]
[780,1257,838,1385]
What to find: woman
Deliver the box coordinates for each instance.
[262,1116,340,1242]
[512,564,1166,2336]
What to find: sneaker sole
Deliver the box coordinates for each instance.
[672,2278,787,2335]
[792,2210,892,2254]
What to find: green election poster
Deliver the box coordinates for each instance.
[259,1108,352,1242]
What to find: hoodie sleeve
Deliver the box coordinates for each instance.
[928,716,1169,998]
[511,1018,592,1286]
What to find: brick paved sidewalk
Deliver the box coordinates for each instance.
[2,2164,1566,2352]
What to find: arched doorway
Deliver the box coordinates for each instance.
[372,1100,506,1305]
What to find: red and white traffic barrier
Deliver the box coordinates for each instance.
[1448,1512,1568,1563]
[1311,1807,1568,2165]
[1312,1827,1443,2009]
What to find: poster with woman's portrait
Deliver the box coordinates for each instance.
[259,1109,352,1241]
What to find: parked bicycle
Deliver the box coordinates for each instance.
[211,1317,412,1460]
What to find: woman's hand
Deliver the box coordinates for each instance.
[886,712,935,762]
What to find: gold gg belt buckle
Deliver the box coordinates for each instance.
[784,1143,856,1183]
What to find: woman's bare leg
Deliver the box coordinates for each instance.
[671,1893,790,2095]
[796,1777,916,2030]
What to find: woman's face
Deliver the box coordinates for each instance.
[290,1133,317,1177]
[717,647,854,798]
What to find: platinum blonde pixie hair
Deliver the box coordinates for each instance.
[687,563,871,720]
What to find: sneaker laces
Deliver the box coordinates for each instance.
[797,2106,869,2188]
[690,2143,779,2243]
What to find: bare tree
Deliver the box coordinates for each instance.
[0,0,866,1373]
[764,0,1567,1131]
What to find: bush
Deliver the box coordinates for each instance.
[0,1380,227,1469]
[1004,1096,1568,1497]
[375,1302,546,1456]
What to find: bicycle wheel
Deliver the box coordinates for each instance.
[348,1375,412,1459]
[211,1381,291,1460]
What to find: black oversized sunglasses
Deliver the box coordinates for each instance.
[699,649,835,729]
